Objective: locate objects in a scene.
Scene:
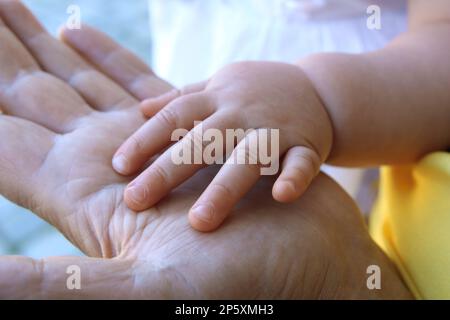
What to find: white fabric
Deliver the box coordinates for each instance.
[147,0,408,196]
[149,0,407,86]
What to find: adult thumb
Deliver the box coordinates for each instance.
[0,255,134,299]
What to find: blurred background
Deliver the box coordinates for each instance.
[0,0,152,258]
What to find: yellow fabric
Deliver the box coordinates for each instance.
[370,152,450,299]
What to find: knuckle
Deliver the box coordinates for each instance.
[180,132,202,155]
[292,148,320,173]
[234,138,260,165]
[210,182,234,200]
[129,135,146,155]
[172,94,193,109]
[151,163,171,185]
[155,107,178,128]
[103,47,126,66]
[68,69,96,87]
[287,165,309,182]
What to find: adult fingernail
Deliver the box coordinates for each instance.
[190,204,214,223]
[126,185,148,204]
[113,154,129,174]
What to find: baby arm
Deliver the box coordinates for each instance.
[113,0,450,232]
[299,0,450,167]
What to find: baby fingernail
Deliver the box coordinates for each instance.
[127,185,148,204]
[191,204,214,223]
[113,154,129,174]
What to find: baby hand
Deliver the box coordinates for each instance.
[112,61,333,231]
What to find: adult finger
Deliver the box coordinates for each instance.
[61,24,173,100]
[0,1,134,111]
[0,255,191,299]
[0,256,132,299]
[0,15,91,133]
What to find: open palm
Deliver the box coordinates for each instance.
[0,1,411,299]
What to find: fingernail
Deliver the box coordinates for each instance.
[126,185,148,204]
[112,154,129,174]
[190,204,214,223]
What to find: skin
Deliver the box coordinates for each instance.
[0,1,413,299]
[116,0,450,232]
[115,62,333,232]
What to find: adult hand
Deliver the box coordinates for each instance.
[0,1,411,299]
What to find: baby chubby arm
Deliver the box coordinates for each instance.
[298,0,450,167]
